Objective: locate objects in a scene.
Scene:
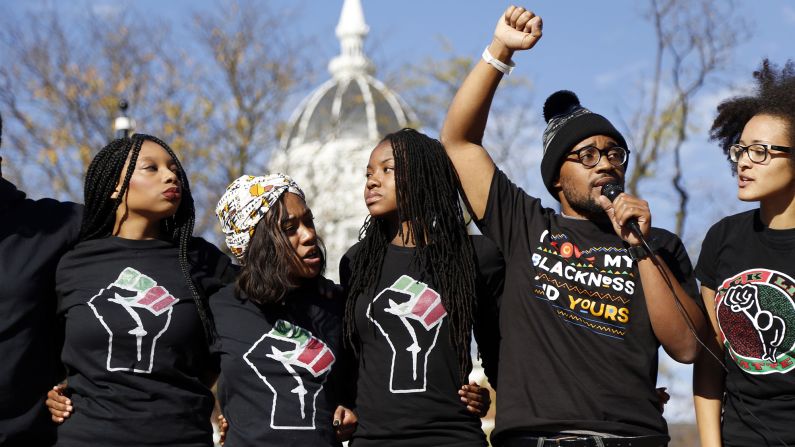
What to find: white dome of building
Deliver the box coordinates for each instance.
[281,75,413,149]
[270,0,415,280]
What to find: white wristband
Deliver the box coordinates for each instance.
[481,47,515,76]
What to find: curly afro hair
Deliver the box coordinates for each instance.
[710,59,795,172]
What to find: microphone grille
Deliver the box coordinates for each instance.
[601,183,624,202]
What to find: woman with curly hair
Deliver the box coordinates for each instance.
[694,59,795,447]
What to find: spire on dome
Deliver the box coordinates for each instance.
[328,0,373,78]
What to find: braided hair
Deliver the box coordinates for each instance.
[344,128,478,383]
[80,134,214,341]
[711,59,795,172]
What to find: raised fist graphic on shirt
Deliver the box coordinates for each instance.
[368,275,447,393]
[88,268,178,373]
[244,320,335,430]
[724,284,786,362]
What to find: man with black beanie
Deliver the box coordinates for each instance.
[0,112,82,446]
[441,5,706,447]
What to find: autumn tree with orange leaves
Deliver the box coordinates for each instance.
[0,1,318,234]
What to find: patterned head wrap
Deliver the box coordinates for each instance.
[215,173,305,262]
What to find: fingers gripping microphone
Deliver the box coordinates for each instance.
[600,186,783,445]
[602,189,787,446]
[600,183,644,240]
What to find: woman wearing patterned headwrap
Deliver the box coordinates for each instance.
[211,173,491,446]
[211,173,357,446]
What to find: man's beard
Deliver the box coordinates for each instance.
[560,178,604,216]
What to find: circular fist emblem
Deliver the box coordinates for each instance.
[716,269,795,375]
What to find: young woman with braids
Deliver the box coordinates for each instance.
[339,128,503,447]
[46,134,235,446]
[694,59,795,447]
[210,173,357,446]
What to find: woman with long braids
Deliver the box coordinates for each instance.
[694,59,795,447]
[340,128,503,446]
[210,173,356,446]
[49,134,235,446]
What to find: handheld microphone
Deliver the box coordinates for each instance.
[600,186,781,444]
[600,183,644,239]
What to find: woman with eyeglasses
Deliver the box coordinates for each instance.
[693,59,795,447]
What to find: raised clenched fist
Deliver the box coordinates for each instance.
[494,5,543,51]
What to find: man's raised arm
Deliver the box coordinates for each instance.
[440,5,542,219]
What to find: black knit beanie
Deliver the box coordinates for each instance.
[540,90,627,200]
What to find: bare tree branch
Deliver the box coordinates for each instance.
[625,0,746,238]
[388,38,538,183]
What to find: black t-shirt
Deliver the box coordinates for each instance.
[0,178,81,447]
[340,238,503,447]
[471,235,505,389]
[481,169,698,441]
[210,277,348,447]
[695,210,795,446]
[55,236,235,447]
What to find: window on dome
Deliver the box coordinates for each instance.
[338,79,369,138]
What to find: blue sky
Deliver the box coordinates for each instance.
[6,0,795,423]
[123,0,794,241]
[322,0,795,254]
[7,0,795,237]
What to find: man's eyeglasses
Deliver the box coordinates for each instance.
[566,146,629,168]
[729,143,792,163]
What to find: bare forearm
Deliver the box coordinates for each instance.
[440,6,542,219]
[694,346,725,447]
[694,394,723,447]
[441,39,512,147]
[637,256,706,362]
[439,40,510,218]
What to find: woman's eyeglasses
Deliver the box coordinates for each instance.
[729,143,792,163]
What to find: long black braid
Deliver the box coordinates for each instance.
[344,128,478,384]
[80,134,214,342]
